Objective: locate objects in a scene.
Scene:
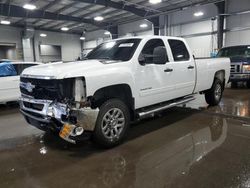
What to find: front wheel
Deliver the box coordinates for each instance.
[93,99,130,148]
[205,79,223,106]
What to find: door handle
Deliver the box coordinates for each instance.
[164,68,173,72]
[187,65,194,69]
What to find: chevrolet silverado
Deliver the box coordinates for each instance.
[19,36,230,147]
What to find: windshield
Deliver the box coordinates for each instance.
[217,46,250,58]
[86,39,141,61]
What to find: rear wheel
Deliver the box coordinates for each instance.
[247,81,250,88]
[205,79,223,106]
[93,99,130,148]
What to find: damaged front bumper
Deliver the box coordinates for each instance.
[19,97,99,143]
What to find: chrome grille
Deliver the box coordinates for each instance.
[230,63,241,73]
[20,77,74,101]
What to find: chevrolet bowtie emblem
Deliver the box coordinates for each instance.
[20,82,35,93]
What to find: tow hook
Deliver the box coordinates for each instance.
[59,123,84,144]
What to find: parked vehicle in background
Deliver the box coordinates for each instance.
[0,60,41,103]
[19,36,230,148]
[217,45,250,88]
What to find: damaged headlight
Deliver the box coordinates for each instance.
[47,106,54,117]
[47,103,68,120]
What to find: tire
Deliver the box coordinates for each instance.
[205,79,223,106]
[247,81,250,89]
[231,81,237,88]
[93,99,130,148]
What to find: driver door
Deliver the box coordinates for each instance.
[135,38,177,108]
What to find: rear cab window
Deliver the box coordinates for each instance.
[168,39,190,62]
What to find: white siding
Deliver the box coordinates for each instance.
[170,20,217,57]
[0,26,82,62]
[34,30,81,62]
[225,0,250,46]
[0,26,23,60]
[118,20,153,36]
[185,35,217,57]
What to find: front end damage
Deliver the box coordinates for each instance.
[19,76,99,144]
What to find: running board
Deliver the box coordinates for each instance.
[138,96,195,118]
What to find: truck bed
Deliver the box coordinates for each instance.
[194,57,230,93]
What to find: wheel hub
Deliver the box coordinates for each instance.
[110,119,118,127]
[101,108,125,139]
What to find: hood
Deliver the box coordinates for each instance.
[230,56,250,64]
[21,60,110,79]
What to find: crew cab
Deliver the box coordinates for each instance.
[19,36,230,147]
[217,45,250,88]
[0,60,41,103]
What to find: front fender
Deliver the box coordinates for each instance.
[84,67,135,98]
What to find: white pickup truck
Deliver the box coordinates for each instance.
[19,36,230,147]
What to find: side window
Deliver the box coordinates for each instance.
[168,39,190,61]
[0,63,17,77]
[139,39,168,65]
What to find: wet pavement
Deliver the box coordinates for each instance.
[0,88,249,188]
[186,87,250,119]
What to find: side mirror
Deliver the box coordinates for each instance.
[153,46,168,64]
[138,55,146,66]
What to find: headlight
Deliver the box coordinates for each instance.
[47,106,54,117]
[243,65,250,73]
